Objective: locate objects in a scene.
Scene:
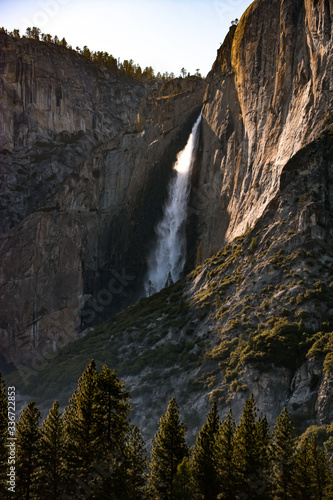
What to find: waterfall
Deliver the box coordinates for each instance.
[145,114,201,295]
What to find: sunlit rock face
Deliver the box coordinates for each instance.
[194,0,333,256]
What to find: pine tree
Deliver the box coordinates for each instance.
[119,425,148,500]
[95,365,131,456]
[142,66,154,79]
[165,272,174,288]
[172,457,198,500]
[180,68,187,78]
[310,435,330,500]
[233,395,268,499]
[293,435,330,500]
[31,26,41,40]
[0,374,8,498]
[293,438,313,500]
[37,401,65,500]
[324,467,333,500]
[215,409,236,500]
[16,401,41,500]
[257,415,271,481]
[63,360,100,496]
[60,37,68,48]
[270,407,296,500]
[192,401,220,499]
[149,398,188,499]
[63,362,133,498]
[92,424,147,500]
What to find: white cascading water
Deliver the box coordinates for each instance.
[145,114,201,295]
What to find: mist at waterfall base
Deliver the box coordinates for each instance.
[145,115,202,296]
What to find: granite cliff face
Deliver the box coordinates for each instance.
[2,0,333,440]
[0,34,205,369]
[194,0,333,254]
[0,36,145,233]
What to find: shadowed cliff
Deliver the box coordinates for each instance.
[0,33,205,369]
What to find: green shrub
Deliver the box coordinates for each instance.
[229,318,242,329]
[296,292,305,305]
[243,319,301,370]
[314,281,326,294]
[209,388,226,403]
[307,332,333,374]
[261,300,269,310]
[296,309,309,319]
[270,249,285,268]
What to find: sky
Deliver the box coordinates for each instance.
[1,0,252,77]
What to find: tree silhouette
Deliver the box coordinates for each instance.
[62,360,100,495]
[215,409,236,500]
[4,27,176,82]
[192,401,220,499]
[165,272,174,288]
[95,364,130,454]
[233,395,268,498]
[172,457,197,499]
[293,436,330,500]
[37,401,66,500]
[147,280,153,297]
[270,407,296,500]
[60,37,68,48]
[31,27,41,40]
[111,425,148,500]
[149,398,188,499]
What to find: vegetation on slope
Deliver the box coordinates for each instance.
[190,222,333,395]
[6,214,333,425]
[0,27,202,81]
